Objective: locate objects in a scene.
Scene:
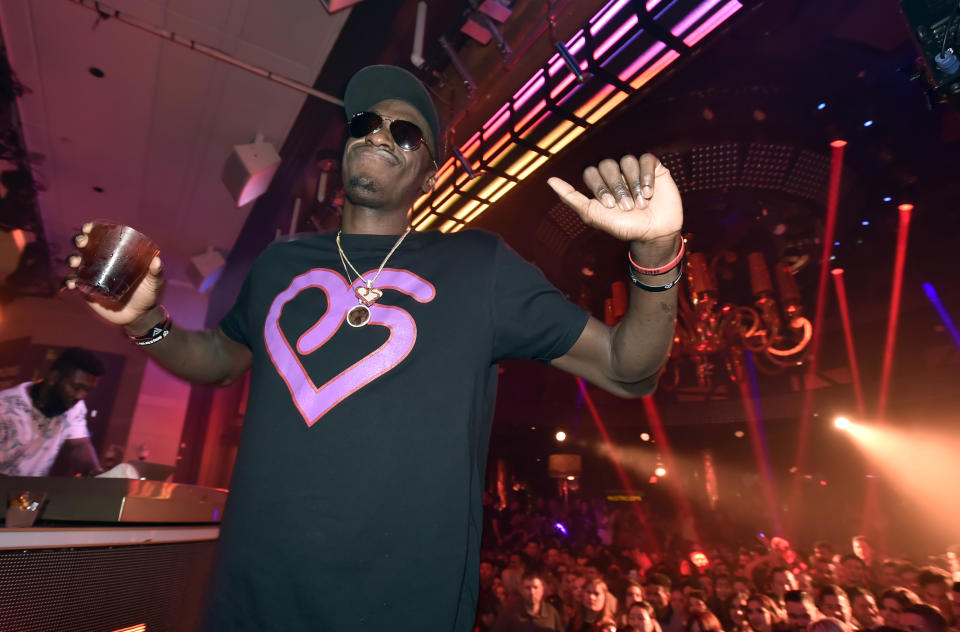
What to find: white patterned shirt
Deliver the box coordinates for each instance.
[0,382,90,476]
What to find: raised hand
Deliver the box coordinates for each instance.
[64,223,165,327]
[547,153,682,244]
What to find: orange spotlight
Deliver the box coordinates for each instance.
[830,139,848,148]
[555,430,567,442]
[654,464,667,477]
[834,416,851,430]
[640,432,651,442]
[897,203,914,212]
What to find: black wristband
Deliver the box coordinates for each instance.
[128,306,171,345]
[627,260,684,292]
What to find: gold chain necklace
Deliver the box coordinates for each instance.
[336,227,411,327]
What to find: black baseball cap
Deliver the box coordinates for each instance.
[343,65,440,159]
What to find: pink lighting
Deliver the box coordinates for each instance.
[550,71,579,99]
[482,104,511,141]
[411,0,742,228]
[590,0,631,36]
[789,139,846,536]
[618,42,667,83]
[594,15,639,61]
[579,379,660,550]
[671,0,726,38]
[682,0,742,46]
[630,50,680,90]
[831,268,865,417]
[513,75,545,113]
[513,99,547,133]
[877,203,913,419]
[549,32,586,76]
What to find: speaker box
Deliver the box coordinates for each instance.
[221,138,281,207]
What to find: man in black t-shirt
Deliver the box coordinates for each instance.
[69,65,685,631]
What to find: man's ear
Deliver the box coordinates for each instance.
[421,172,436,194]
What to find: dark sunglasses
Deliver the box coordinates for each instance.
[349,111,433,157]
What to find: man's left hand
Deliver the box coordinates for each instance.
[547,153,682,244]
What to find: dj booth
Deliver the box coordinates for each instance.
[0,476,226,632]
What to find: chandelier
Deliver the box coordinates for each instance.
[662,246,813,390]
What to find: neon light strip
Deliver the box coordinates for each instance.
[630,50,680,89]
[575,84,616,118]
[458,132,481,159]
[482,104,511,141]
[489,181,517,203]
[513,73,545,112]
[514,99,547,133]
[416,214,438,230]
[413,0,740,229]
[518,155,550,180]
[671,0,725,37]
[483,132,513,162]
[464,203,489,223]
[618,42,667,83]
[586,89,629,124]
[549,32,586,75]
[549,125,588,154]
[683,0,741,45]
[550,71,579,99]
[594,15,639,61]
[454,200,480,220]
[591,0,631,36]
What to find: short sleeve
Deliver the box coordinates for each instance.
[63,400,90,440]
[219,270,254,347]
[491,238,589,362]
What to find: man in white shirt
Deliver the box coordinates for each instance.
[0,347,104,476]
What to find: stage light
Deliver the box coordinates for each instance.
[817,102,826,110]
[883,196,892,202]
[834,416,851,430]
[833,241,840,246]
[654,464,667,477]
[555,431,567,442]
[830,139,847,148]
[734,430,745,438]
[565,475,576,481]
[898,203,914,212]
[554,521,569,535]
[640,432,651,442]
[861,220,870,226]
[863,120,874,127]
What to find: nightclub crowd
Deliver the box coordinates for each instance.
[475,494,960,632]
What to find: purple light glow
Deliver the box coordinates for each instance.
[670,0,725,37]
[590,0,631,36]
[594,15,639,60]
[682,0,742,46]
[554,522,569,535]
[923,283,960,350]
[617,42,667,83]
[549,31,585,76]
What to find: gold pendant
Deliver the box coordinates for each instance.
[346,303,371,328]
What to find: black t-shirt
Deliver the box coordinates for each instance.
[207,229,588,631]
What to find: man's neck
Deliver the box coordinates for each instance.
[340,204,409,235]
[28,382,54,417]
[524,601,541,617]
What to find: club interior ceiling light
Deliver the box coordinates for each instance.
[412,0,744,234]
